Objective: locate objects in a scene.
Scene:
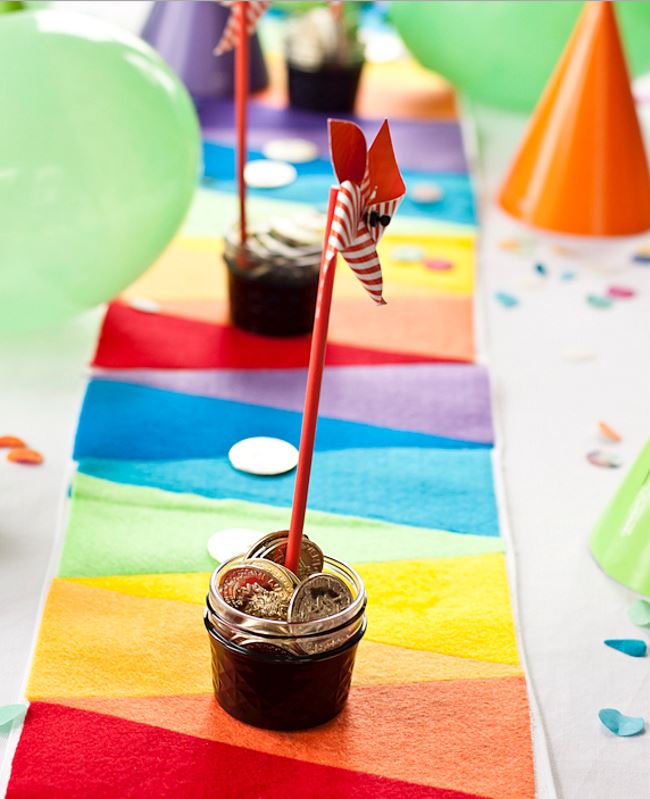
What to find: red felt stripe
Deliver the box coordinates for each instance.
[7,702,490,799]
[92,303,441,370]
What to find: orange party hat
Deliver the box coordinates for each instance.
[498,1,650,236]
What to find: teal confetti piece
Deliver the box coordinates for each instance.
[495,291,519,308]
[560,270,576,281]
[604,639,647,657]
[587,294,613,309]
[534,262,547,276]
[629,599,650,628]
[0,703,27,729]
[599,708,645,737]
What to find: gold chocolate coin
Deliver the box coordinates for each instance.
[246,530,324,579]
[219,559,297,620]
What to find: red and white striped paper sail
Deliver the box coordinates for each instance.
[326,120,406,305]
[214,1,270,56]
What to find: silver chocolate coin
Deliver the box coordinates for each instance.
[288,573,353,623]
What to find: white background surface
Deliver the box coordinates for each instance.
[1,4,650,798]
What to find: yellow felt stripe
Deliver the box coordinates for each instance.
[122,231,474,303]
[29,580,521,700]
[357,555,520,665]
[68,552,518,666]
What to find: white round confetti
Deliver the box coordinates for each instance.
[410,182,444,204]
[228,436,299,476]
[587,450,622,469]
[262,138,319,164]
[244,160,298,189]
[207,528,263,562]
[127,297,160,314]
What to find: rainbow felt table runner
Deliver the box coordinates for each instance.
[6,96,535,798]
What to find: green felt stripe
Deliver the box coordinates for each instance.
[183,187,475,239]
[59,475,505,578]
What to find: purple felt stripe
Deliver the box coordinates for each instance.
[97,363,494,444]
[198,99,469,174]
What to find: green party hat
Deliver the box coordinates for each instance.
[590,439,650,596]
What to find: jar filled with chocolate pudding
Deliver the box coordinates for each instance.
[223,220,323,337]
[204,533,366,730]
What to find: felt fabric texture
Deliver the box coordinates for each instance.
[92,302,466,370]
[27,578,520,699]
[178,187,471,241]
[46,677,534,799]
[73,380,490,462]
[7,61,538,797]
[45,679,535,799]
[143,295,476,364]
[202,141,477,226]
[64,554,517,663]
[94,300,475,369]
[100,363,494,443]
[121,231,475,301]
[78,447,499,535]
[7,703,503,799]
[199,100,469,172]
[60,475,505,578]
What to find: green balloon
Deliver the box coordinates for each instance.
[390,1,650,112]
[0,10,200,333]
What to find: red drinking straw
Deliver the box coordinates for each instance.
[235,0,248,244]
[286,187,340,574]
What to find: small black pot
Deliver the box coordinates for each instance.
[224,245,320,338]
[287,60,364,114]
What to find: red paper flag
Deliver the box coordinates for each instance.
[326,120,406,305]
[214,0,270,56]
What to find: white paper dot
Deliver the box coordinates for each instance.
[262,138,319,164]
[207,528,263,562]
[228,436,299,476]
[127,297,160,314]
[244,160,297,189]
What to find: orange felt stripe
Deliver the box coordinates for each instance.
[56,677,534,799]
[154,295,475,363]
[28,581,521,700]
[329,296,474,362]
[27,580,211,699]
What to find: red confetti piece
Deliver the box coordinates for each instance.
[424,258,453,272]
[7,448,44,465]
[607,285,636,299]
[0,436,26,448]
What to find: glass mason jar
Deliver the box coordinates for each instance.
[204,555,367,730]
[223,232,321,338]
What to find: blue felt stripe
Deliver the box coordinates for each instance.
[79,447,500,536]
[73,380,490,462]
[201,142,477,227]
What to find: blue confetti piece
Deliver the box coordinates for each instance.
[587,294,613,309]
[604,639,647,657]
[599,708,645,737]
[632,252,650,264]
[495,291,519,308]
[0,703,27,730]
[534,262,547,276]
[629,599,650,628]
[560,270,576,281]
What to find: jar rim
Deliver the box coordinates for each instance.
[207,554,366,637]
